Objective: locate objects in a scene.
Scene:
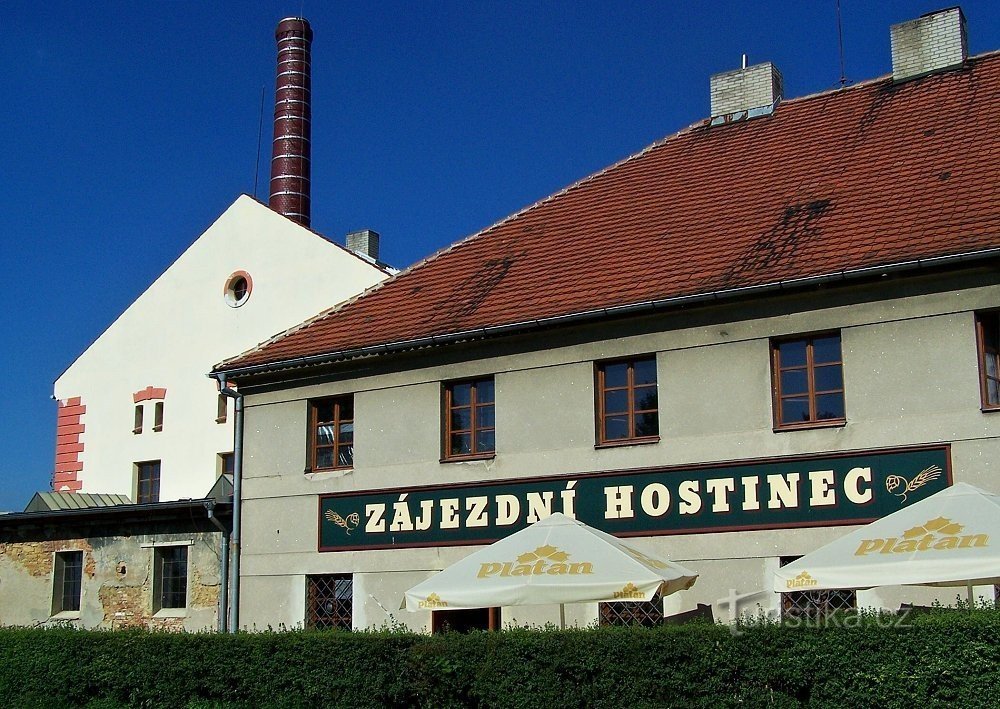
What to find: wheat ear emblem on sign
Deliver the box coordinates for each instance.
[885,465,942,503]
[325,510,360,535]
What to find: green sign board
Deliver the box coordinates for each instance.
[319,446,951,551]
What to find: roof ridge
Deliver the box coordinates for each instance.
[216,48,1000,374]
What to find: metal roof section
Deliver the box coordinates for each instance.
[23,492,132,513]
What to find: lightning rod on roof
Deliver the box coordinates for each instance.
[836,0,848,87]
[741,53,748,70]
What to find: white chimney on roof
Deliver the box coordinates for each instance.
[890,7,968,83]
[346,229,380,262]
[709,62,783,124]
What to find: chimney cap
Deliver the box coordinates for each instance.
[709,61,783,123]
[276,17,313,41]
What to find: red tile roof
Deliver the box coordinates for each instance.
[219,52,1000,374]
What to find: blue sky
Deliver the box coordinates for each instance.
[3,1,999,512]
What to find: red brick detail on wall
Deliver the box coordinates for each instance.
[133,386,167,403]
[52,396,86,492]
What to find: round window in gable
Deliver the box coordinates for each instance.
[224,271,253,308]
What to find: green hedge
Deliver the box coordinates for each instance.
[1,611,998,707]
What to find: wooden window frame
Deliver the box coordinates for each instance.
[307,396,354,472]
[442,377,496,462]
[975,311,1000,411]
[594,356,660,447]
[51,550,83,615]
[216,394,228,424]
[152,401,164,432]
[135,460,161,504]
[219,452,235,478]
[770,332,846,431]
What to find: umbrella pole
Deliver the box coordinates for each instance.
[560,604,565,630]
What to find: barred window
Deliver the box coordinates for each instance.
[306,574,353,630]
[780,556,855,620]
[599,593,664,627]
[154,546,188,611]
[52,550,83,614]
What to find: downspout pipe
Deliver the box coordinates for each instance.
[204,499,230,633]
[216,373,244,633]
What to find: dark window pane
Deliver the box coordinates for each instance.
[635,412,659,437]
[476,430,495,454]
[813,364,843,392]
[316,424,335,445]
[451,383,472,406]
[450,433,472,456]
[983,314,1000,348]
[780,369,808,396]
[338,446,354,468]
[476,405,495,429]
[603,362,628,388]
[315,448,334,469]
[813,335,842,364]
[634,386,657,412]
[604,415,628,440]
[338,422,354,439]
[337,398,354,421]
[990,379,1000,406]
[314,400,335,422]
[450,408,471,431]
[159,547,188,609]
[778,340,807,367]
[815,393,845,420]
[987,354,999,380]
[604,390,628,415]
[475,379,495,403]
[781,398,810,424]
[633,358,657,386]
[60,552,83,612]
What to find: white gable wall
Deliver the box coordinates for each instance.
[54,195,388,501]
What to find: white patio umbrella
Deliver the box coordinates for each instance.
[403,513,697,625]
[774,483,1000,603]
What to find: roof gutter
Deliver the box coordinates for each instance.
[214,247,1000,379]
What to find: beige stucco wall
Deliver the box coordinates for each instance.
[54,195,388,501]
[0,531,222,631]
[237,271,1000,631]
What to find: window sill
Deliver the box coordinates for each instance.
[154,608,188,619]
[49,611,80,621]
[980,405,1000,413]
[306,465,353,474]
[440,453,496,464]
[773,419,847,433]
[595,436,660,449]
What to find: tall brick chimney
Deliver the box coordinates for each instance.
[269,17,313,227]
